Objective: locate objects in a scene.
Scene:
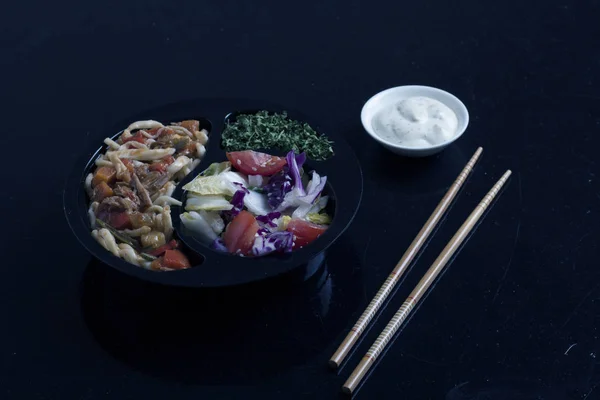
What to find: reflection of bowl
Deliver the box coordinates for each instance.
[63,99,363,288]
[80,236,364,385]
[361,85,469,157]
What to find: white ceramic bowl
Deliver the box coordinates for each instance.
[361,85,469,157]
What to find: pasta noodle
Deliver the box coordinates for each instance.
[104,138,121,150]
[88,201,99,228]
[95,158,113,167]
[85,173,93,198]
[189,158,201,171]
[146,205,166,214]
[162,181,176,198]
[118,243,141,266]
[140,130,154,139]
[92,228,120,257]
[151,181,175,202]
[122,226,152,236]
[167,156,191,176]
[169,125,194,138]
[121,141,148,150]
[107,152,131,183]
[123,120,164,137]
[107,148,175,161]
[127,120,164,131]
[196,143,206,158]
[153,196,183,207]
[195,129,209,145]
[162,206,174,241]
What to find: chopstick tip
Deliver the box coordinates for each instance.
[328,359,339,369]
[341,385,353,395]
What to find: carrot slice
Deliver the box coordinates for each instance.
[92,166,117,187]
[92,181,114,203]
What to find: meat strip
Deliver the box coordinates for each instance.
[132,173,153,210]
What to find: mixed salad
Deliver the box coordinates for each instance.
[180,150,332,257]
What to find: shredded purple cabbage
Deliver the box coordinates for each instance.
[265,171,291,209]
[233,182,249,193]
[276,167,327,214]
[221,189,247,223]
[293,151,307,170]
[210,238,228,252]
[286,151,306,196]
[265,151,306,209]
[257,227,270,236]
[251,230,294,256]
[256,212,282,227]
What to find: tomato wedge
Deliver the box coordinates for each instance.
[108,212,133,230]
[226,151,287,176]
[286,219,328,249]
[162,250,191,270]
[149,156,175,173]
[120,158,135,174]
[179,120,200,133]
[123,131,146,144]
[223,210,260,254]
[146,239,179,257]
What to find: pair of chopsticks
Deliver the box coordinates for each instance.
[329,147,511,395]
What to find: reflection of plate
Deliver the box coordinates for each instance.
[80,237,363,385]
[64,98,363,287]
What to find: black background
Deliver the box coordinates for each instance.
[3,0,600,399]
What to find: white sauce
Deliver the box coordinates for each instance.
[372,96,458,147]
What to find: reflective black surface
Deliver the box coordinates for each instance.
[4,0,600,399]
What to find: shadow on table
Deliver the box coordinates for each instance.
[344,126,471,198]
[80,237,363,385]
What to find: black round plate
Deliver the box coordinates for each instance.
[63,98,363,287]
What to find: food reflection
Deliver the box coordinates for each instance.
[80,238,363,385]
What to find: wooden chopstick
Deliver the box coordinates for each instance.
[329,147,483,369]
[342,170,512,395]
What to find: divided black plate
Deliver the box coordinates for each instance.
[63,98,363,287]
